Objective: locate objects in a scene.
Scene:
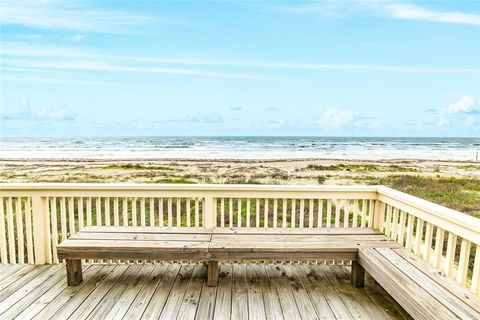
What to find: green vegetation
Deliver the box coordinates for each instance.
[368,175,480,218]
[104,164,174,171]
[306,164,417,172]
[153,178,196,184]
[461,165,480,171]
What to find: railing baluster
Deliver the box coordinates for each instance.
[6,197,15,263]
[334,199,340,228]
[308,199,314,228]
[299,199,304,228]
[282,199,287,228]
[472,245,480,295]
[405,214,414,252]
[132,197,137,226]
[167,198,172,227]
[343,200,349,228]
[264,198,269,228]
[186,198,191,228]
[255,198,260,228]
[397,210,407,245]
[291,199,296,228]
[15,198,24,263]
[247,198,251,228]
[159,198,164,227]
[220,198,225,227]
[24,197,33,263]
[229,198,233,228]
[141,198,146,227]
[122,198,128,227]
[149,198,155,227]
[326,199,332,228]
[113,198,119,226]
[0,197,7,263]
[194,198,199,227]
[176,198,181,227]
[60,197,67,241]
[68,197,75,236]
[237,198,242,228]
[273,199,278,228]
[96,197,102,227]
[423,223,433,263]
[433,227,445,269]
[78,197,84,229]
[414,218,424,256]
[456,239,471,286]
[445,233,458,277]
[317,199,323,228]
[50,198,58,263]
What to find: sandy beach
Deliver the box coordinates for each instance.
[2,158,479,217]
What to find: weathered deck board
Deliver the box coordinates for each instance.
[0,263,410,320]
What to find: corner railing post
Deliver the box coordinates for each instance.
[31,194,50,264]
[373,196,381,230]
[204,193,215,228]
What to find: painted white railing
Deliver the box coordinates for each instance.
[1,183,479,295]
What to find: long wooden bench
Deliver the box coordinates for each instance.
[57,226,480,319]
[57,226,398,287]
[359,247,480,320]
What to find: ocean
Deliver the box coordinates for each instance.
[0,137,479,161]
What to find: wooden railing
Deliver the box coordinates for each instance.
[1,183,479,296]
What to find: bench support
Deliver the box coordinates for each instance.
[207,261,219,287]
[66,259,83,286]
[351,261,365,288]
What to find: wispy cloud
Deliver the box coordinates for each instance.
[316,108,379,129]
[277,1,480,26]
[0,0,174,33]
[382,4,480,26]
[2,42,478,76]
[1,98,76,122]
[230,106,242,111]
[428,96,480,127]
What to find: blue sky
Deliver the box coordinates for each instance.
[0,0,479,137]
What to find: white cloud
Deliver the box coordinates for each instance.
[2,42,478,77]
[317,108,356,129]
[72,35,86,41]
[383,4,480,26]
[230,106,242,111]
[2,99,76,122]
[445,96,476,113]
[277,1,480,26]
[0,0,174,33]
[433,96,479,127]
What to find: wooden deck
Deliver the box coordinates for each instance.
[0,263,411,320]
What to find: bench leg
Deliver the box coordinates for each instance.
[66,259,83,286]
[351,261,365,288]
[207,261,219,287]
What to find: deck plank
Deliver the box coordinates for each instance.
[158,264,195,320]
[265,264,302,319]
[246,264,267,320]
[213,264,233,320]
[177,264,207,320]
[15,265,95,319]
[0,265,63,315]
[85,265,143,319]
[296,264,346,319]
[33,265,114,320]
[324,265,391,319]
[0,263,409,320]
[195,269,218,320]
[231,264,249,320]
[50,265,127,319]
[103,264,156,320]
[125,264,179,320]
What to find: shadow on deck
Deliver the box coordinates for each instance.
[0,263,410,319]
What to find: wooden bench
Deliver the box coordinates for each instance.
[57,227,213,286]
[359,247,480,320]
[57,226,399,287]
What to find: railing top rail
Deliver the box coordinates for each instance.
[0,183,379,193]
[377,185,480,243]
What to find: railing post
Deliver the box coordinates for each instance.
[31,194,50,264]
[204,193,216,228]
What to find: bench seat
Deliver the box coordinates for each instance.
[359,247,480,320]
